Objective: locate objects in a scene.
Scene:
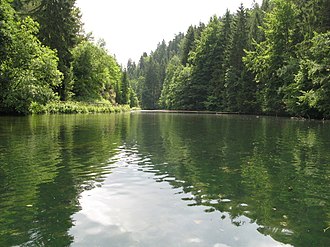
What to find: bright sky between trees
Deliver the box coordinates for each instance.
[76,0,262,66]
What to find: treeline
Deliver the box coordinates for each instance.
[128,0,330,119]
[0,0,138,114]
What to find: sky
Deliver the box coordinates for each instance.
[76,0,262,66]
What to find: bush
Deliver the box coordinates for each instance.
[0,2,62,114]
[29,101,131,115]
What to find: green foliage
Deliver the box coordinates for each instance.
[3,0,330,118]
[35,0,82,101]
[120,70,129,105]
[10,0,41,13]
[247,2,265,48]
[159,55,181,109]
[188,16,225,110]
[159,56,193,109]
[206,10,233,111]
[170,66,193,110]
[129,88,139,108]
[29,101,130,114]
[141,57,161,109]
[0,0,61,114]
[71,40,120,103]
[293,0,330,39]
[180,26,196,65]
[221,5,259,113]
[244,0,298,114]
[133,0,329,118]
[127,33,184,109]
[284,32,330,118]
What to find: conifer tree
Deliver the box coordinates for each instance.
[244,0,298,114]
[207,10,233,110]
[35,0,81,100]
[181,26,196,65]
[188,16,225,110]
[121,70,130,105]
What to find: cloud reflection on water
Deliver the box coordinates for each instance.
[70,147,292,247]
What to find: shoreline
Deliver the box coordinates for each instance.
[135,110,328,121]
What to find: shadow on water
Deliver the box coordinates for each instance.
[0,113,329,246]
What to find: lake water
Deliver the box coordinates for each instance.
[0,112,329,247]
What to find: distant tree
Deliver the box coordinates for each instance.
[188,16,226,110]
[247,2,265,48]
[129,0,329,118]
[159,55,181,109]
[72,41,121,103]
[181,26,196,65]
[141,57,161,109]
[129,88,139,108]
[120,70,130,105]
[224,4,258,113]
[167,32,184,58]
[205,10,233,111]
[127,59,137,78]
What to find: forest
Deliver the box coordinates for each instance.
[1,0,330,118]
[0,0,137,114]
[128,0,330,119]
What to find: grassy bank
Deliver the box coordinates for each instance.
[29,101,131,114]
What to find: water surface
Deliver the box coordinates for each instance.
[0,113,329,246]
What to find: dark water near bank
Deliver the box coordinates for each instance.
[0,113,329,247]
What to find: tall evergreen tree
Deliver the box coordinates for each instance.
[244,0,298,114]
[129,33,186,109]
[129,0,329,118]
[224,4,248,111]
[181,26,196,66]
[35,0,81,100]
[10,0,40,13]
[293,0,330,38]
[167,32,184,58]
[141,57,161,109]
[188,16,225,110]
[206,10,233,110]
[159,55,181,109]
[120,69,130,105]
[248,2,265,48]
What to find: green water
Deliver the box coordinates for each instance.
[0,113,329,247]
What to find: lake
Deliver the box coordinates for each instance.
[0,112,329,246]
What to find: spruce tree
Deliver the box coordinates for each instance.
[181,26,196,65]
[244,0,298,114]
[224,4,257,112]
[121,70,130,105]
[35,0,81,100]
[188,16,225,110]
[207,10,233,110]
